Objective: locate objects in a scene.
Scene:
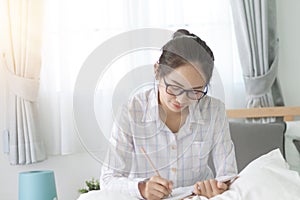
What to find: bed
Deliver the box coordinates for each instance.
[78,106,300,200]
[226,106,300,173]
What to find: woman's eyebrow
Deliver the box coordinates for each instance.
[170,79,204,89]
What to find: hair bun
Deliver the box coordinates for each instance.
[173,29,191,39]
[170,29,215,61]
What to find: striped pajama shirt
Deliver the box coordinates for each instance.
[100,86,237,199]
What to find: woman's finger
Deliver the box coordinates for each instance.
[198,181,206,194]
[210,179,221,194]
[203,180,213,196]
[146,180,167,199]
[193,183,201,195]
[150,176,172,196]
[217,181,228,190]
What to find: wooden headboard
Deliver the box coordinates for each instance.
[226,106,300,122]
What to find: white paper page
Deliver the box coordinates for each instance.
[164,185,194,200]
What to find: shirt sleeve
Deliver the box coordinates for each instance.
[100,105,144,199]
[211,102,238,181]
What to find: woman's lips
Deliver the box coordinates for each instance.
[172,103,182,109]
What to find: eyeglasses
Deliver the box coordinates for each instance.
[163,77,208,100]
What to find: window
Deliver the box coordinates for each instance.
[40,0,244,155]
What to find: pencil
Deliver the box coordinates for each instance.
[140,147,161,176]
[140,147,172,197]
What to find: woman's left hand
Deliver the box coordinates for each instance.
[193,179,228,199]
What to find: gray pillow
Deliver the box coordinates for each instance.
[229,121,286,172]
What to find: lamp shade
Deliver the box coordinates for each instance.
[19,170,57,200]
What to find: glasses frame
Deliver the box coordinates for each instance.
[163,77,208,100]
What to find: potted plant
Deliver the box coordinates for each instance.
[78,178,100,194]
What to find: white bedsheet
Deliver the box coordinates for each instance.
[77,149,300,200]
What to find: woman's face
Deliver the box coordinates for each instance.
[158,64,206,113]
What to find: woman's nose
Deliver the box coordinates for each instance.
[175,93,189,104]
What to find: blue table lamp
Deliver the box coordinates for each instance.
[19,170,57,200]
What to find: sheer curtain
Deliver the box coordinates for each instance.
[40,0,244,155]
[0,0,46,164]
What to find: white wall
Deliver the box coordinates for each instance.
[277,0,300,106]
[0,150,101,200]
[1,1,300,200]
[0,68,101,200]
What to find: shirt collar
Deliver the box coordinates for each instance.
[188,98,206,124]
[140,83,160,123]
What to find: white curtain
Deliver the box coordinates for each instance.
[229,0,284,123]
[40,0,244,155]
[0,0,46,164]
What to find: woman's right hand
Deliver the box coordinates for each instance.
[138,175,173,200]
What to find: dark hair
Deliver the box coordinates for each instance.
[157,29,214,84]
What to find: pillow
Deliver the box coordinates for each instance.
[229,121,285,172]
[210,148,300,200]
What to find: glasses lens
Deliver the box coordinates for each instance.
[187,91,204,100]
[164,77,207,100]
[166,85,183,96]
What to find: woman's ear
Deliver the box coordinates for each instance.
[154,62,160,80]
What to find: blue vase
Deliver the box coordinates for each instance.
[19,170,57,200]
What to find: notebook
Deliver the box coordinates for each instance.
[164,185,194,200]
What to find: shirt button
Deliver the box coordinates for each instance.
[171,145,176,150]
[171,168,177,173]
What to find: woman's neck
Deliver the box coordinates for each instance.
[158,101,189,133]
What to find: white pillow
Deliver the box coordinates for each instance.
[211,148,300,200]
